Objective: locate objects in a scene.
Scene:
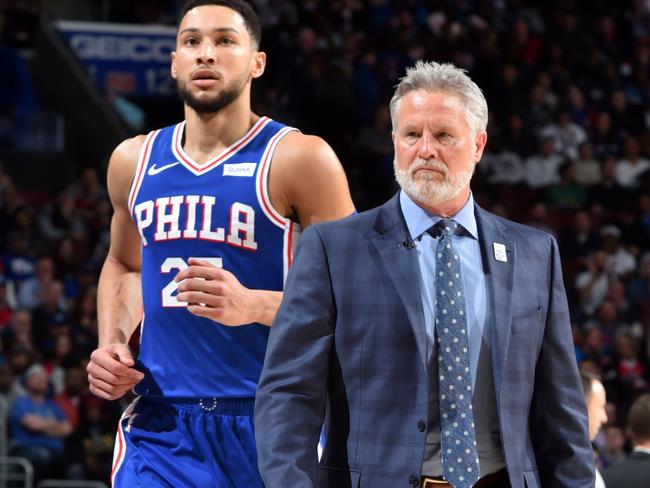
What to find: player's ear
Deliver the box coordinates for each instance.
[250,51,266,79]
[171,51,178,79]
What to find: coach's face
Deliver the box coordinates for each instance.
[171,5,265,113]
[393,90,486,215]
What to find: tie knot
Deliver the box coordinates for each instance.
[433,219,458,237]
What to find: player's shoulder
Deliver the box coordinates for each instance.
[274,130,338,169]
[106,134,149,202]
[110,134,148,171]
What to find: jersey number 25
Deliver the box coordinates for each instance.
[161,257,222,307]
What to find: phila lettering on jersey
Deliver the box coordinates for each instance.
[127,117,300,398]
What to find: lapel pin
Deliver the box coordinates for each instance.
[493,242,507,262]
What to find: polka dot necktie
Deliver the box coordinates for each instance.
[432,219,480,488]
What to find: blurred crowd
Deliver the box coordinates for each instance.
[0,164,126,481]
[0,0,649,482]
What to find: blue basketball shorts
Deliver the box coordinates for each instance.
[111,396,264,488]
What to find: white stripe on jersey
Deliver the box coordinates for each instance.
[128,130,159,214]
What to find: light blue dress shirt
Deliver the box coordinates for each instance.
[399,190,487,389]
[401,190,505,477]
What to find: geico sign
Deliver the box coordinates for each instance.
[69,34,174,63]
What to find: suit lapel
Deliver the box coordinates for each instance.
[475,206,515,403]
[371,194,428,370]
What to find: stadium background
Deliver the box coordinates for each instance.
[0,0,649,485]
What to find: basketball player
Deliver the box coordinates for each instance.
[85,1,355,486]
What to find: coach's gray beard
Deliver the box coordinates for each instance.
[394,157,475,206]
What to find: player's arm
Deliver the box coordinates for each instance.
[175,132,355,327]
[87,137,146,400]
[21,414,72,437]
[270,131,356,226]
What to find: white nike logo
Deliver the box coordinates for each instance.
[148,162,180,176]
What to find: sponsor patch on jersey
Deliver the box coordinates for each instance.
[223,162,257,177]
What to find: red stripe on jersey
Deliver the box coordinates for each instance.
[258,128,292,227]
[128,131,156,212]
[111,421,125,481]
[174,117,270,173]
[287,221,294,268]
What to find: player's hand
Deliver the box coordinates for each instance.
[87,344,144,400]
[174,258,254,326]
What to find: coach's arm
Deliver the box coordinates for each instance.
[255,225,335,486]
[529,237,595,487]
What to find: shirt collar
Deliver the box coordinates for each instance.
[633,446,650,455]
[399,189,478,241]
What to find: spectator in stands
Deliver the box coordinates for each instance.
[591,112,620,159]
[524,201,556,236]
[79,395,119,481]
[615,335,647,402]
[524,136,564,188]
[53,366,86,479]
[615,136,650,188]
[565,84,592,129]
[576,250,612,317]
[606,279,634,324]
[586,299,630,355]
[574,142,602,187]
[545,161,588,209]
[502,113,537,157]
[71,286,97,358]
[628,252,650,309]
[357,105,395,206]
[0,362,22,410]
[37,188,85,242]
[601,425,627,467]
[66,168,106,224]
[581,371,608,488]
[526,82,556,131]
[4,308,34,354]
[3,233,36,288]
[31,280,68,353]
[0,275,13,327]
[45,334,77,395]
[600,225,637,278]
[578,327,614,376]
[589,155,628,217]
[609,89,645,137]
[540,109,588,160]
[53,236,80,304]
[560,210,601,261]
[17,256,54,310]
[603,394,650,488]
[479,134,525,185]
[9,363,72,479]
[0,8,38,148]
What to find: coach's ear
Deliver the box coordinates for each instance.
[474,130,487,163]
[171,51,178,79]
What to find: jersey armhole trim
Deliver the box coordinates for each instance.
[256,126,299,229]
[128,129,160,214]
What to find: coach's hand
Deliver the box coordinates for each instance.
[87,344,144,400]
[175,258,255,326]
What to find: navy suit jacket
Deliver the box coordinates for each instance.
[602,451,650,488]
[255,194,594,488]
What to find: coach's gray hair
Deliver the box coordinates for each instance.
[389,60,488,135]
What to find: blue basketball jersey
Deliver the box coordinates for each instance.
[128,117,300,398]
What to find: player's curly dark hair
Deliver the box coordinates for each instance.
[177,0,261,48]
